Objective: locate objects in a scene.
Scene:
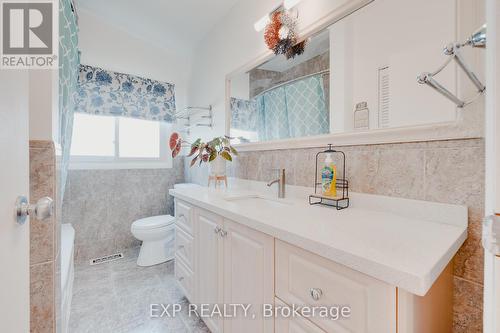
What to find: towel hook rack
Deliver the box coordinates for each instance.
[175,105,213,135]
[417,24,486,108]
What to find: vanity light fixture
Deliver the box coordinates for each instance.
[254,0,302,31]
[283,0,302,10]
[254,14,271,32]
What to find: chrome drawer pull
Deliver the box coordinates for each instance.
[310,288,323,301]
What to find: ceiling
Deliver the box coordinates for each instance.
[75,0,241,56]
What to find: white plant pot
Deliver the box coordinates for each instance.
[209,157,227,176]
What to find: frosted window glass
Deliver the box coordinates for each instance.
[71,113,115,156]
[118,117,160,158]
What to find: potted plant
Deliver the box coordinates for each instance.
[169,132,237,176]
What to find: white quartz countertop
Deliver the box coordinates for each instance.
[169,185,467,296]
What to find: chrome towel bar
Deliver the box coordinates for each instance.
[417,24,486,108]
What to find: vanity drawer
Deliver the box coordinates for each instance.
[275,240,396,333]
[275,298,326,333]
[175,256,194,301]
[175,200,193,235]
[175,226,194,270]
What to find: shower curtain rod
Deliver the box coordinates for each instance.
[254,69,330,98]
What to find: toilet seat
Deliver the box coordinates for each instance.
[132,215,175,230]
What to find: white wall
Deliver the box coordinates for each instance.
[78,9,192,118]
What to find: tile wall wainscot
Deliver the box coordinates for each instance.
[62,159,184,262]
[185,138,484,333]
[29,140,60,333]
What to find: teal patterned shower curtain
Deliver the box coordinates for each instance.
[256,74,329,141]
[285,75,329,138]
[59,0,79,199]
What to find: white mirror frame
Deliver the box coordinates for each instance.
[225,0,484,152]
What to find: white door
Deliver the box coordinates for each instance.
[0,71,30,332]
[485,0,500,332]
[223,219,274,333]
[194,208,224,333]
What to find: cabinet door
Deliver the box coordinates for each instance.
[223,219,274,333]
[276,240,396,333]
[194,208,224,333]
[275,299,326,333]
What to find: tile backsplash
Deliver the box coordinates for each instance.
[62,159,184,262]
[186,138,484,333]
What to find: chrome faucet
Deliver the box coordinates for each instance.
[267,169,286,198]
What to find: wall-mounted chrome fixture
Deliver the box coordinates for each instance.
[464,24,486,48]
[176,105,213,135]
[417,24,486,108]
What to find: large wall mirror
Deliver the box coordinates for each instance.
[227,0,462,145]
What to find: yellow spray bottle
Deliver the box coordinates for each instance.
[321,153,337,197]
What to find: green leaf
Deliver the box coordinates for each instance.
[190,156,198,167]
[221,151,232,162]
[212,138,221,148]
[230,146,238,156]
[191,138,201,148]
[209,151,217,162]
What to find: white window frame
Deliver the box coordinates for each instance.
[69,115,173,170]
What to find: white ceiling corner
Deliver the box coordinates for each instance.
[75,0,241,56]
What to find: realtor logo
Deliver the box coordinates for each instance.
[1,0,58,69]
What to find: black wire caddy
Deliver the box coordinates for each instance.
[309,144,349,210]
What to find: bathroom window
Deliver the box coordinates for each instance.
[70,113,172,169]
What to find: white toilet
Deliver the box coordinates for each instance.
[131,183,201,267]
[131,215,176,266]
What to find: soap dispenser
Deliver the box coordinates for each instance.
[321,153,337,197]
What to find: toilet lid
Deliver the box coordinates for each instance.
[132,215,175,230]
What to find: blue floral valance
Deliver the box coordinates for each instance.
[76,64,176,122]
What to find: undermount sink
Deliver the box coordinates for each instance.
[223,194,292,206]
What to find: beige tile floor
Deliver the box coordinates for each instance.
[69,248,210,333]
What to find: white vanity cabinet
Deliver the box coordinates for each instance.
[222,219,274,333]
[274,299,326,333]
[275,240,396,333]
[174,200,195,301]
[174,199,454,333]
[193,207,225,333]
[190,205,274,333]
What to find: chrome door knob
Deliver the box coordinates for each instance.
[310,288,323,301]
[16,196,54,225]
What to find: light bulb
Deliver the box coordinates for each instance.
[254,14,271,32]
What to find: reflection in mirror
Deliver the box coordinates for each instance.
[230,30,330,143]
[229,0,458,144]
